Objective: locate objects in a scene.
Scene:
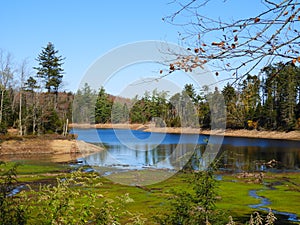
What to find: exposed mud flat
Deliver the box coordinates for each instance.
[0,138,103,163]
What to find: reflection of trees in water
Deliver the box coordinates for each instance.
[84,142,300,171]
[217,145,300,171]
[167,144,195,170]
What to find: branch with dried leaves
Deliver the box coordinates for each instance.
[163,0,300,83]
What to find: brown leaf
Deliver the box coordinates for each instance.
[159,70,163,74]
[233,29,238,33]
[283,11,288,16]
[292,58,297,64]
[298,57,300,63]
[200,48,206,53]
[202,43,207,47]
[170,64,175,71]
[231,43,236,49]
[194,48,199,53]
[254,17,260,23]
[234,35,238,42]
[215,72,219,76]
[212,41,225,47]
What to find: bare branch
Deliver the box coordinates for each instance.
[163,0,300,83]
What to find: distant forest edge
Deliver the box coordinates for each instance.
[1,63,300,135]
[0,42,300,135]
[74,61,300,132]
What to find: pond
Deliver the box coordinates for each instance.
[73,128,300,172]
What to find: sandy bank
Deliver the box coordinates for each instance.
[70,123,300,141]
[0,138,104,163]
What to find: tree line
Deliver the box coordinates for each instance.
[1,42,299,135]
[74,61,300,131]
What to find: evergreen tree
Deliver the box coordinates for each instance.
[129,97,148,124]
[262,63,300,130]
[73,83,97,124]
[240,75,261,128]
[222,84,241,128]
[111,102,129,123]
[94,87,113,124]
[34,42,64,94]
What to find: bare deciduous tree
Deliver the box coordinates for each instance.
[18,59,31,135]
[0,50,14,124]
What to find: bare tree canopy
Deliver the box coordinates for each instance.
[163,0,300,83]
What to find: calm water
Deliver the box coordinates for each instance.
[73,128,300,172]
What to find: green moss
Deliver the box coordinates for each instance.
[1,161,67,173]
[259,173,300,214]
[0,161,68,183]
[217,180,263,216]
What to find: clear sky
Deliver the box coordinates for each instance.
[0,0,262,96]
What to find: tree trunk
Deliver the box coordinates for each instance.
[0,89,4,124]
[19,90,23,135]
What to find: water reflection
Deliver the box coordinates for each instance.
[84,143,197,170]
[75,129,300,172]
[83,142,300,172]
[218,144,300,172]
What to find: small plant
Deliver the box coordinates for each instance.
[158,161,227,225]
[227,209,276,225]
[0,165,145,225]
[0,162,29,225]
[25,169,124,225]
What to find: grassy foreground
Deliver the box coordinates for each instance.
[1,162,300,224]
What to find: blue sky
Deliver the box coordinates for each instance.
[0,0,261,96]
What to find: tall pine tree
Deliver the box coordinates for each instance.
[34,42,64,94]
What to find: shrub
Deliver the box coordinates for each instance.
[0,163,29,225]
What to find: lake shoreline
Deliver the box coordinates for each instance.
[69,123,300,141]
[0,136,104,163]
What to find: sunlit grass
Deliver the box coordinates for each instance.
[3,162,300,224]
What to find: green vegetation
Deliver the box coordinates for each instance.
[0,163,28,225]
[258,173,300,215]
[0,1,299,224]
[0,162,66,175]
[33,42,64,94]
[74,62,300,131]
[1,162,299,224]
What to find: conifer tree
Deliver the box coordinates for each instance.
[34,42,64,94]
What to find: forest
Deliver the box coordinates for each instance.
[1,42,300,135]
[74,62,300,132]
